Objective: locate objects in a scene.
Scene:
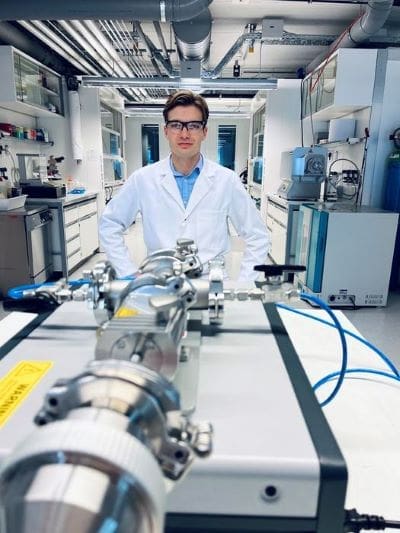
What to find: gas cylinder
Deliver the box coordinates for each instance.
[384,151,400,212]
[385,128,400,289]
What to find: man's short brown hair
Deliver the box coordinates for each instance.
[163,90,209,124]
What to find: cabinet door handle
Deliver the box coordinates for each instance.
[79,213,96,222]
[67,248,80,258]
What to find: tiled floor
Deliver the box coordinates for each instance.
[2,218,400,370]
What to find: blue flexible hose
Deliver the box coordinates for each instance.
[7,279,89,299]
[7,275,135,300]
[313,367,400,392]
[276,302,399,378]
[293,292,349,407]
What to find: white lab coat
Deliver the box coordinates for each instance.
[99,156,270,280]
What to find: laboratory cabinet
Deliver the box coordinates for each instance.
[27,194,99,276]
[64,199,99,272]
[295,203,398,307]
[0,45,64,117]
[301,48,377,120]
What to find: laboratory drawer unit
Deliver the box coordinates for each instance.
[295,204,398,306]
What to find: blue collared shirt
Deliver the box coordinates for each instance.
[170,155,203,208]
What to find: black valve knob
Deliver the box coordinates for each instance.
[254,264,306,278]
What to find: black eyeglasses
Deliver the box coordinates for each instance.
[166,120,205,132]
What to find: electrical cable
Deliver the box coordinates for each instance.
[344,507,400,531]
[298,292,348,406]
[327,157,360,201]
[356,129,369,206]
[308,84,315,145]
[300,78,305,147]
[276,303,399,378]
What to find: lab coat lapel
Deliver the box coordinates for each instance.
[185,161,214,216]
[159,158,185,210]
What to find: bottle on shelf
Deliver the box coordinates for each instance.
[0,168,10,199]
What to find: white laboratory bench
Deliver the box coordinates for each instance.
[0,297,399,532]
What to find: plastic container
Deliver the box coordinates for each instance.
[0,195,27,211]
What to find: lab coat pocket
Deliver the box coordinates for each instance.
[196,209,228,255]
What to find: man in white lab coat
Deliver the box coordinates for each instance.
[99,90,270,280]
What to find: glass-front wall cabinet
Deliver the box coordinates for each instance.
[101,102,126,183]
[250,105,265,185]
[302,55,337,119]
[0,46,64,116]
[14,51,63,115]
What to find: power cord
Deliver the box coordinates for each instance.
[344,508,400,531]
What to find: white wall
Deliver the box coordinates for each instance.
[260,79,302,219]
[73,87,105,206]
[125,114,250,176]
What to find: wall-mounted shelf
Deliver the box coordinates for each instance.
[102,154,123,160]
[317,137,365,148]
[0,134,54,147]
[102,126,121,136]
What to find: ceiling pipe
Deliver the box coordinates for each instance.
[0,0,212,22]
[153,21,173,71]
[0,21,78,75]
[101,20,155,96]
[134,21,178,77]
[306,0,394,72]
[99,20,149,79]
[172,7,212,62]
[134,22,164,77]
[81,76,277,91]
[104,20,165,98]
[18,20,98,75]
[70,20,147,99]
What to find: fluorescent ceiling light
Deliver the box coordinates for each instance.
[81,76,278,91]
[180,77,202,91]
[124,108,251,118]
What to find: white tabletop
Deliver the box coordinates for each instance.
[278,306,400,518]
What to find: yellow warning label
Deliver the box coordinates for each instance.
[115,307,139,318]
[0,361,53,428]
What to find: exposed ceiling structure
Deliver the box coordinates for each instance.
[0,0,400,113]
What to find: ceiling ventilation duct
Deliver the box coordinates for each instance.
[0,21,76,75]
[0,0,212,22]
[172,8,212,63]
[306,0,393,73]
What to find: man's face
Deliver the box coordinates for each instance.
[164,105,208,160]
